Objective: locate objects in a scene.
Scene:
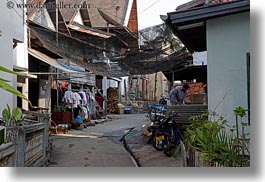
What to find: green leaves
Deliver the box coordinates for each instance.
[0,66,31,105]
[0,66,21,75]
[12,107,23,123]
[184,108,250,167]
[1,105,24,125]
[233,106,246,118]
[2,105,11,122]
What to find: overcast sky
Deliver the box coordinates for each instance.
[137,0,191,30]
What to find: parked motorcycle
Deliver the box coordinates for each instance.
[150,117,170,151]
[161,120,183,157]
[159,95,168,105]
[148,112,184,156]
[148,103,166,122]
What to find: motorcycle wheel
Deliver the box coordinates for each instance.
[152,133,163,151]
[163,127,176,157]
[162,137,172,157]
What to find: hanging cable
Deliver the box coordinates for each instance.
[138,0,161,15]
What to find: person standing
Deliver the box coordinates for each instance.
[169,83,190,105]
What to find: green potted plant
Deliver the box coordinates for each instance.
[0,66,31,145]
[1,105,25,144]
[184,107,250,167]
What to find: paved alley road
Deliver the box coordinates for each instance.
[49,114,147,167]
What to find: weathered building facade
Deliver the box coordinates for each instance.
[0,0,31,112]
[165,0,250,128]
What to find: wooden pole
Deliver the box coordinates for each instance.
[124,78,127,101]
[56,0,58,45]
[154,72,157,102]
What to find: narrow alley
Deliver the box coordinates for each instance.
[48,114,183,167]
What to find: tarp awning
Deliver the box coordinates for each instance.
[28,48,82,73]
[13,65,37,79]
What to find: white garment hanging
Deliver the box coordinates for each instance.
[73,92,81,108]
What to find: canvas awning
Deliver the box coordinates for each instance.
[28,48,84,73]
[13,65,37,79]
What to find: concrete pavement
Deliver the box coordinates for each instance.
[48,114,184,167]
[49,136,135,167]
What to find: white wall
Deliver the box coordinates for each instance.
[0,0,26,111]
[207,12,250,127]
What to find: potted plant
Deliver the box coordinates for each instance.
[184,107,250,167]
[1,105,25,144]
[0,66,31,145]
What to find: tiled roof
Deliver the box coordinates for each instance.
[58,0,130,27]
[175,0,238,12]
[175,0,205,12]
[208,0,236,5]
[28,0,130,28]
[58,0,84,22]
[27,0,46,18]
[86,0,129,28]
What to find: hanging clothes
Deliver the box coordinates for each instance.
[61,81,68,89]
[79,91,87,105]
[95,95,104,108]
[88,94,94,115]
[63,90,75,108]
[73,92,82,108]
[82,106,89,120]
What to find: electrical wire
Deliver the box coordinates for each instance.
[6,0,190,77]
[138,0,161,15]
